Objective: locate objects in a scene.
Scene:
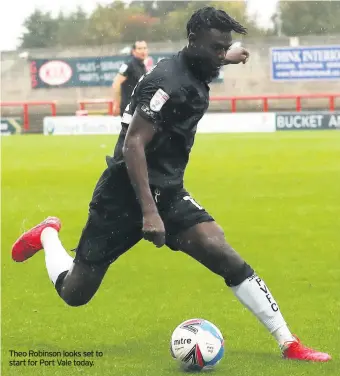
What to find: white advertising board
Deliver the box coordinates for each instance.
[43,116,122,135]
[44,112,276,135]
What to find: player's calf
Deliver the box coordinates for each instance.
[176,222,297,347]
[175,221,253,285]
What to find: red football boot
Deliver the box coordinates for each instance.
[283,337,331,362]
[12,217,61,262]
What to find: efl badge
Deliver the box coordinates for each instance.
[150,89,169,112]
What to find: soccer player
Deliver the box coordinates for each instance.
[112,40,148,116]
[12,7,331,362]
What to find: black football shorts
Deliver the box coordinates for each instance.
[74,163,214,266]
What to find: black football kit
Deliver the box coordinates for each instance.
[74,50,214,265]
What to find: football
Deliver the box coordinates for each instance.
[170,318,225,371]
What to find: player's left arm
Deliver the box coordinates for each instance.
[112,62,131,115]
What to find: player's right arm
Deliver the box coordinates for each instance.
[123,112,165,248]
[112,74,126,115]
[122,71,172,248]
[112,63,130,116]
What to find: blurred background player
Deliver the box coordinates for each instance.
[112,40,148,116]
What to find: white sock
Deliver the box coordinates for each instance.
[41,227,74,285]
[231,273,296,347]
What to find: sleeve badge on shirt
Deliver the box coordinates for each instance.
[150,89,170,112]
[119,63,128,74]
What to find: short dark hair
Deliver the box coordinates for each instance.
[186,7,247,37]
[132,40,146,50]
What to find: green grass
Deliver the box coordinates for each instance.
[1,132,340,376]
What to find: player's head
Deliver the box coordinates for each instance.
[186,7,247,80]
[132,40,148,60]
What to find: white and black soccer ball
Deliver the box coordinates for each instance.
[170,318,225,371]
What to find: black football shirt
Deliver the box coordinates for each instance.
[110,51,210,188]
[119,56,146,116]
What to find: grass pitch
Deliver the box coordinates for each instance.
[1,132,340,376]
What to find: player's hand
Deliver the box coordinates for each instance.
[142,212,166,248]
[224,47,249,65]
[112,101,120,116]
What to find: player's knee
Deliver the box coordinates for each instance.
[61,294,93,307]
[54,271,94,307]
[58,284,96,307]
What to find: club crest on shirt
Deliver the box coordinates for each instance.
[150,89,169,112]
